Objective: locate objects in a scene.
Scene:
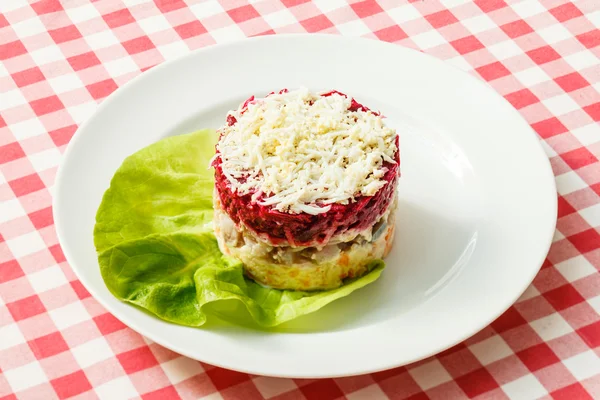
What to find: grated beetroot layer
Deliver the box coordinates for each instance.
[213,90,399,247]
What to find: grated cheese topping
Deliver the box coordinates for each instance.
[215,88,398,215]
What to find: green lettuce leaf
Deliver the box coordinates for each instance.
[94,130,384,327]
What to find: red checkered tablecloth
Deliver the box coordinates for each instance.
[1,0,599,399]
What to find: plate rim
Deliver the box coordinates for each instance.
[53,33,557,378]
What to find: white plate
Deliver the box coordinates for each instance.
[54,34,556,378]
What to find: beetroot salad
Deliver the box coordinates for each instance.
[212,89,400,247]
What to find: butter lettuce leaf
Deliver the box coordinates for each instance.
[94,130,384,327]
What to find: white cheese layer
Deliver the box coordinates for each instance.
[216,88,398,215]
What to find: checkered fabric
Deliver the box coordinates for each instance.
[0,0,599,398]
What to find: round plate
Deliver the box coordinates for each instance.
[54,34,556,378]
